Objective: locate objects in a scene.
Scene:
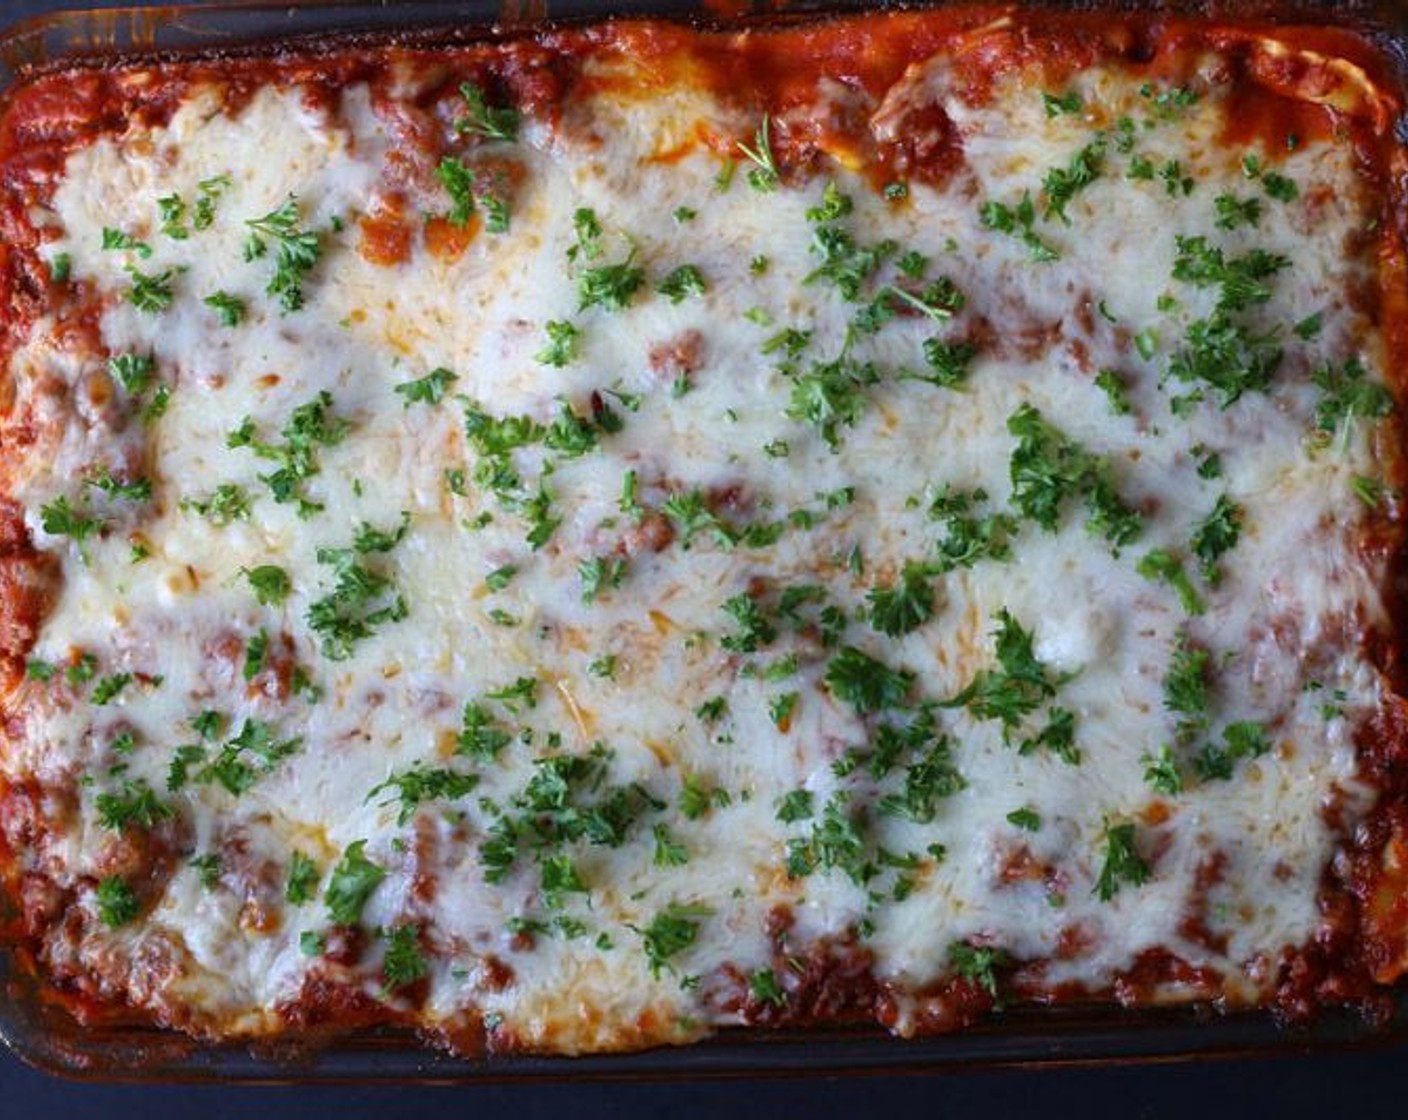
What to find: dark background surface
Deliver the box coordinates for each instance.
[1,0,1406,1114]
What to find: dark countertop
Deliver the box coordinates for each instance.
[2,1,1405,1113]
[2,1042,1406,1119]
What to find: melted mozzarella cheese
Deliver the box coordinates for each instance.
[3,35,1395,1052]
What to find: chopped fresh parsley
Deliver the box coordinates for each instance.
[785,794,872,885]
[485,564,517,592]
[1213,193,1262,230]
[85,467,151,503]
[325,840,385,926]
[203,290,246,326]
[876,720,967,821]
[25,659,56,682]
[720,590,777,653]
[905,338,976,388]
[867,565,935,636]
[1190,494,1242,585]
[102,227,152,257]
[187,719,302,795]
[825,646,913,714]
[535,320,580,367]
[695,696,728,723]
[1094,821,1150,901]
[749,968,787,1007]
[479,191,511,234]
[678,775,729,820]
[948,941,1012,1002]
[1006,807,1041,832]
[1312,357,1394,444]
[158,193,188,240]
[191,853,222,889]
[1042,140,1104,224]
[1194,721,1269,782]
[1140,83,1200,120]
[928,487,1018,572]
[436,156,477,226]
[40,495,105,551]
[395,367,458,407]
[243,196,322,312]
[637,902,712,978]
[95,876,139,928]
[806,181,853,223]
[245,564,291,605]
[661,488,735,549]
[1294,311,1323,340]
[181,483,252,525]
[1042,89,1082,117]
[66,653,98,686]
[285,851,320,904]
[1007,403,1142,549]
[159,175,229,239]
[1172,236,1290,314]
[737,115,780,192]
[980,192,1058,262]
[109,353,155,395]
[381,924,429,988]
[1263,171,1298,202]
[1163,633,1210,742]
[307,523,410,659]
[228,390,349,517]
[1094,368,1132,416]
[95,778,173,832]
[1142,746,1184,796]
[1159,159,1194,197]
[578,257,645,313]
[776,789,815,823]
[1137,549,1206,615]
[1353,475,1388,508]
[1194,445,1223,479]
[768,691,799,730]
[1168,314,1282,410]
[369,764,479,825]
[657,263,707,304]
[544,401,604,457]
[91,671,133,705]
[943,609,1076,759]
[124,265,175,313]
[455,80,520,142]
[579,554,628,603]
[787,357,881,451]
[805,226,893,301]
[652,824,689,867]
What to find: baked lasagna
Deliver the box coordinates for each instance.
[0,7,1406,1057]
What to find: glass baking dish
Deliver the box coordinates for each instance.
[2,0,1408,1081]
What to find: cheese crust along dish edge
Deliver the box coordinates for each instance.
[1,7,1408,1058]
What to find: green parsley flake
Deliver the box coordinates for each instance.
[455,81,520,142]
[395,367,458,407]
[95,876,140,928]
[325,840,386,925]
[243,196,322,312]
[1094,822,1150,901]
[737,116,780,192]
